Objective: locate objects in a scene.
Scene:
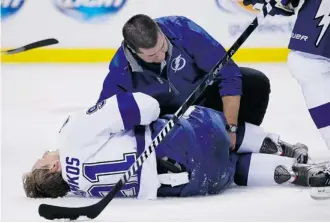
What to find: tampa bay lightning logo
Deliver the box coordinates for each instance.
[171,54,186,73]
[315,0,330,47]
[52,0,127,22]
[1,0,25,21]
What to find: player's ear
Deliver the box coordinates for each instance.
[49,160,61,173]
[49,163,56,173]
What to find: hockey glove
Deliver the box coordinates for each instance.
[243,0,301,16]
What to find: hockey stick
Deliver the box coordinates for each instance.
[1,38,58,55]
[38,3,275,221]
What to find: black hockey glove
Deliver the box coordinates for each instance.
[243,0,301,16]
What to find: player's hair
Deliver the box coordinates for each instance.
[122,14,160,53]
[22,168,70,198]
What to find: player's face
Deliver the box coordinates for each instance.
[137,32,168,63]
[32,150,62,173]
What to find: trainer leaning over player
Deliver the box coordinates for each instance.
[97,14,272,151]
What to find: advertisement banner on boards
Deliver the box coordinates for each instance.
[52,0,127,22]
[1,0,295,62]
[1,0,25,21]
[215,0,295,41]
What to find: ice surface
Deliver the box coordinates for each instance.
[1,63,330,221]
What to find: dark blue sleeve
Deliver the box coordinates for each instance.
[116,92,141,130]
[97,47,132,103]
[179,17,242,96]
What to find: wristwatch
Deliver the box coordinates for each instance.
[226,124,238,133]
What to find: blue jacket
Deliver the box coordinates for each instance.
[98,16,242,115]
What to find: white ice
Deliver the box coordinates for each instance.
[1,63,330,222]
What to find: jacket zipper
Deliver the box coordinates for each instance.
[146,73,180,95]
[163,58,180,95]
[156,76,179,95]
[156,77,164,84]
[167,79,179,95]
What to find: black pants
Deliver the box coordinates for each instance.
[196,67,271,126]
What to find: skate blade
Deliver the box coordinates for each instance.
[310,187,330,200]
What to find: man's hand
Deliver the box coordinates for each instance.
[243,0,302,16]
[222,95,240,151]
[228,132,237,151]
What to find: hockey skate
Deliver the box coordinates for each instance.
[274,162,330,189]
[309,162,330,200]
[260,134,308,164]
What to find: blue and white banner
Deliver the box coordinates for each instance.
[1,0,296,49]
[52,0,127,22]
[1,0,25,21]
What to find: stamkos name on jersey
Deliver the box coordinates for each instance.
[65,157,86,197]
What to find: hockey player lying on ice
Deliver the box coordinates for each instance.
[22,92,330,199]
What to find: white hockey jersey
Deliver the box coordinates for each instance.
[57,92,161,199]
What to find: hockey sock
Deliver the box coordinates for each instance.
[236,123,268,153]
[234,153,296,186]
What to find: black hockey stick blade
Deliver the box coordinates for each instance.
[1,38,58,55]
[38,3,275,221]
[39,181,123,220]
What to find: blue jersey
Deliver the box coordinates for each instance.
[151,106,234,197]
[289,0,330,59]
[98,16,242,115]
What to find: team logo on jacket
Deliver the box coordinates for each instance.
[171,54,186,73]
